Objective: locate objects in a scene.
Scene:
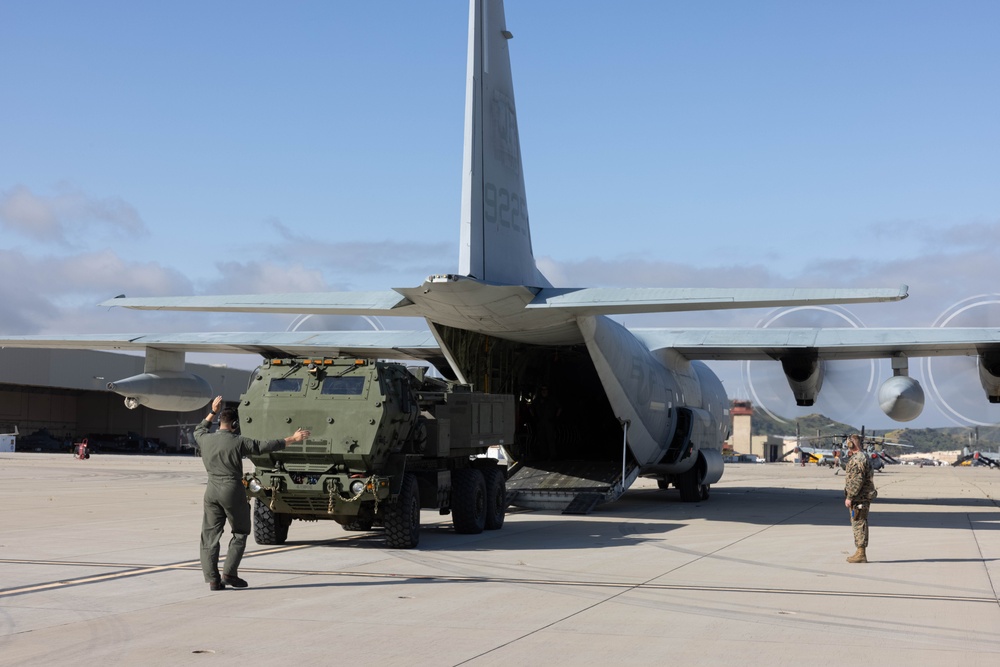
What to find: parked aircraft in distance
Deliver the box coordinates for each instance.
[953,451,999,468]
[790,429,846,468]
[4,0,1000,511]
[797,445,842,468]
[952,428,999,468]
[794,426,913,473]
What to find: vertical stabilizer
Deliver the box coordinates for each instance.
[459,0,549,288]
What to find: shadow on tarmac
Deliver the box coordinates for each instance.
[552,485,1000,532]
[298,519,685,552]
[265,488,1000,558]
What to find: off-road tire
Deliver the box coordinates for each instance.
[253,498,288,545]
[482,466,506,530]
[341,504,376,532]
[452,468,487,534]
[276,512,291,542]
[384,473,420,548]
[342,518,375,532]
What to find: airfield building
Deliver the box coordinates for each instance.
[0,348,251,452]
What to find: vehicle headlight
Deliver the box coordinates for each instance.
[248,478,262,493]
[349,480,365,495]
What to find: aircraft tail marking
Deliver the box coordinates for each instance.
[459,0,548,288]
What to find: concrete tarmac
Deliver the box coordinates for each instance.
[1,453,998,666]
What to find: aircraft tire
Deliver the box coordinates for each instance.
[452,468,487,534]
[699,484,710,501]
[384,473,420,548]
[253,498,287,545]
[657,478,670,490]
[482,466,506,530]
[677,468,701,503]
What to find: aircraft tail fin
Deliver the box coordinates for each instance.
[459,0,549,288]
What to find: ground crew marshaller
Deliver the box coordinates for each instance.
[843,433,877,563]
[195,395,310,590]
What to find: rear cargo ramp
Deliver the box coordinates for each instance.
[505,459,639,514]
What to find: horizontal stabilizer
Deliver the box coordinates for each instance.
[633,326,1000,361]
[99,291,417,315]
[528,286,908,315]
[0,330,442,364]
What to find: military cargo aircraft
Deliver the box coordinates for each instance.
[4,0,1000,511]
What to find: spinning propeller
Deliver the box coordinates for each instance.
[740,305,882,424]
[921,294,1000,426]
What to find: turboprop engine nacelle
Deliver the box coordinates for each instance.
[878,375,924,422]
[107,372,213,412]
[978,351,1000,403]
[781,355,823,406]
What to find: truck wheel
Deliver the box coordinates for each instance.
[342,504,376,531]
[342,518,375,532]
[276,512,291,543]
[482,467,506,530]
[384,473,420,548]
[253,498,287,545]
[452,468,487,534]
[342,505,376,531]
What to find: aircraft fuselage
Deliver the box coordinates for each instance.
[408,275,729,491]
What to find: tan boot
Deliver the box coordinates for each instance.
[846,547,867,563]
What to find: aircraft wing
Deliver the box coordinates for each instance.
[98,291,418,315]
[528,286,908,315]
[631,327,1000,360]
[0,330,444,364]
[99,286,907,318]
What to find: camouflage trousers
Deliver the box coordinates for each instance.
[850,502,870,548]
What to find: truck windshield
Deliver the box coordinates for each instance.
[321,376,365,395]
[268,378,303,393]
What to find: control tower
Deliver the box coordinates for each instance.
[730,400,753,454]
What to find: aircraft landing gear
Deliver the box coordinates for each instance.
[675,467,708,503]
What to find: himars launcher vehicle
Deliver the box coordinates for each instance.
[240,356,511,548]
[5,0,1000,518]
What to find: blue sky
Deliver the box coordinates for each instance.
[1,1,999,429]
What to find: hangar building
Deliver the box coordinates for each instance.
[0,348,252,452]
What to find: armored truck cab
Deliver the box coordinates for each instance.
[240,357,512,548]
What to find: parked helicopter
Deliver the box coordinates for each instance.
[792,426,911,473]
[951,427,1000,468]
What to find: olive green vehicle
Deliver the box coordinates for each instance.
[240,356,513,548]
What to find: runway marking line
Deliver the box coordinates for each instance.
[1,550,997,605]
[0,541,320,597]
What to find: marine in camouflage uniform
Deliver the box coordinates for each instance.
[195,395,309,590]
[843,434,876,563]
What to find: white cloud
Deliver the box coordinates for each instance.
[0,184,146,245]
[265,217,453,280]
[206,261,330,295]
[0,248,191,334]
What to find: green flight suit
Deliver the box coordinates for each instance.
[195,419,285,583]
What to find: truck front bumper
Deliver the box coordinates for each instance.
[243,472,391,515]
